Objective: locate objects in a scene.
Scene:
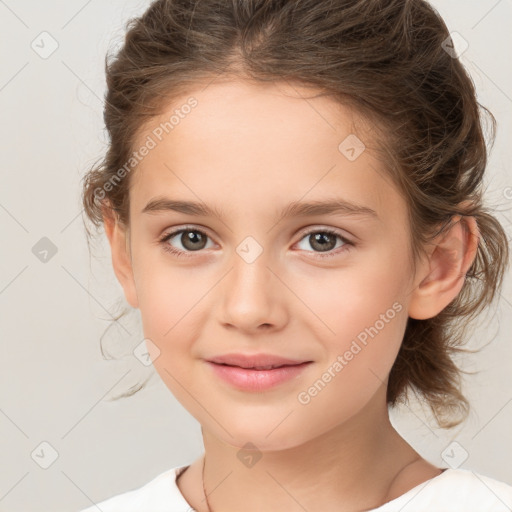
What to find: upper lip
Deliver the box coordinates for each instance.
[207,353,311,370]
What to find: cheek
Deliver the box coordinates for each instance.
[139,283,205,409]
[132,262,208,398]
[131,246,204,333]
[290,251,409,345]
[289,253,409,395]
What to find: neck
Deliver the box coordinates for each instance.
[198,387,420,512]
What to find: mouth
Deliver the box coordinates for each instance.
[205,356,313,392]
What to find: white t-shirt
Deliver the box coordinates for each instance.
[78,465,512,511]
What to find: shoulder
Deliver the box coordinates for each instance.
[77,465,192,512]
[375,468,512,512]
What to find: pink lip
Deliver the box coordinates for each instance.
[206,361,312,391]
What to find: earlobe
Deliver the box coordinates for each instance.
[103,210,139,309]
[408,216,479,320]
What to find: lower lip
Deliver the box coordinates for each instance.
[206,361,312,392]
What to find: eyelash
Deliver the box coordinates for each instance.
[159,226,355,260]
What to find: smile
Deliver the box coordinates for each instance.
[205,361,312,392]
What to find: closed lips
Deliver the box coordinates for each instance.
[216,363,301,370]
[207,353,312,370]
[206,355,313,392]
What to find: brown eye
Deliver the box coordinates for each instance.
[307,232,338,252]
[160,227,214,257]
[179,230,208,251]
[296,229,353,258]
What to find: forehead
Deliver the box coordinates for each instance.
[129,79,403,225]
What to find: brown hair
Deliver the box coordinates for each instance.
[81,0,509,428]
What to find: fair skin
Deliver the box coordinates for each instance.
[104,79,479,511]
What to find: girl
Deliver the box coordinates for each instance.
[79,0,511,510]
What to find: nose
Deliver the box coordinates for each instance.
[217,247,288,333]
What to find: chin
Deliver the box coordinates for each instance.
[206,415,319,453]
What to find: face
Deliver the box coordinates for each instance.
[118,80,420,450]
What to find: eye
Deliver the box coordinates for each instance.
[159,227,215,258]
[158,226,355,260]
[295,228,354,258]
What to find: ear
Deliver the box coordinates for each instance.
[407,215,479,320]
[103,208,139,309]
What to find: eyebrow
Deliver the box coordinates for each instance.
[141,197,379,220]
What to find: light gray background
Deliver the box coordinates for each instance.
[0,1,511,511]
